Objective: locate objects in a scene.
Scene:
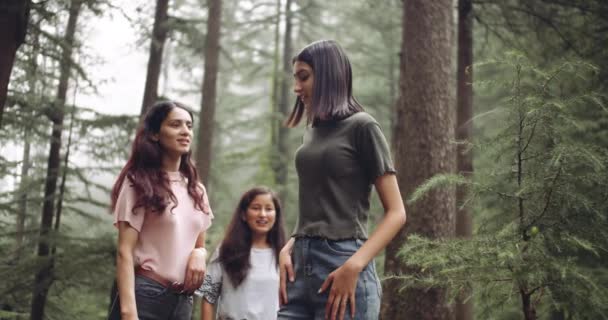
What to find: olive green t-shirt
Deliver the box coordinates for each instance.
[293,112,396,240]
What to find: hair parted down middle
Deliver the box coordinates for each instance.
[110,101,208,216]
[219,187,286,288]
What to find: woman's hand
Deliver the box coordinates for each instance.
[184,247,207,293]
[318,260,362,320]
[279,238,295,305]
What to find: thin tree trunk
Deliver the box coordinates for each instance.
[15,121,31,258]
[30,1,81,319]
[515,67,537,320]
[52,100,77,256]
[15,18,40,259]
[274,0,292,203]
[455,0,474,319]
[140,0,170,118]
[0,0,30,128]
[382,0,455,319]
[195,0,222,186]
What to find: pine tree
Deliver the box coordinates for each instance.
[401,54,608,319]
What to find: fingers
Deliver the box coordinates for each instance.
[184,268,205,293]
[286,260,295,283]
[325,292,336,320]
[279,263,288,305]
[325,294,350,320]
[184,269,193,292]
[349,292,355,318]
[279,252,295,305]
[318,273,333,294]
[337,295,347,320]
[329,295,346,320]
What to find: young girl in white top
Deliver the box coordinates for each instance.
[198,187,286,320]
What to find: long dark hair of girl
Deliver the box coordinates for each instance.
[110,101,207,215]
[219,187,286,288]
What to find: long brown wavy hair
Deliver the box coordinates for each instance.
[219,187,286,288]
[110,101,207,215]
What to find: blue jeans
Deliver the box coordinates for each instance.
[108,275,193,320]
[277,238,382,320]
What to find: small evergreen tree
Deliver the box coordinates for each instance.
[398,52,608,320]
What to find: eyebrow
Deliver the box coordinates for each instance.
[293,70,310,77]
[168,119,193,124]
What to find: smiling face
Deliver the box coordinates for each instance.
[293,60,314,109]
[155,107,193,157]
[244,193,277,239]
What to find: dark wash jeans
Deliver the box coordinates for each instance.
[108,275,193,320]
[277,237,382,320]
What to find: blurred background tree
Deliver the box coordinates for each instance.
[0,0,606,319]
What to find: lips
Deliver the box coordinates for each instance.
[177,139,190,145]
[255,219,269,225]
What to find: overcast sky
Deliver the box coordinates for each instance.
[76,0,149,116]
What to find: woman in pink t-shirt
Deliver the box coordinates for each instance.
[108,101,213,320]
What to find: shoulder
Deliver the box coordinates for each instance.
[347,112,379,127]
[116,175,137,199]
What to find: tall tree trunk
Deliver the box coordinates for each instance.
[382,0,455,319]
[52,101,77,256]
[195,0,222,186]
[273,0,292,203]
[15,18,40,259]
[30,1,82,319]
[455,0,474,319]
[140,0,170,118]
[15,118,31,258]
[0,0,30,128]
[269,0,281,186]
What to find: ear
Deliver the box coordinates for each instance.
[151,134,159,142]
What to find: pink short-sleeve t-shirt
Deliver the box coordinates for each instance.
[113,171,213,283]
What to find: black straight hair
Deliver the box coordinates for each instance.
[285,40,363,127]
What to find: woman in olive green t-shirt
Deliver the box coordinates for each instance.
[277,40,407,320]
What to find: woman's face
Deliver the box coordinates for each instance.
[155,107,193,157]
[244,193,277,238]
[293,60,314,108]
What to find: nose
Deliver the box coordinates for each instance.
[293,81,302,95]
[180,125,191,136]
[259,209,268,217]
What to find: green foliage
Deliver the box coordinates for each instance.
[399,53,608,319]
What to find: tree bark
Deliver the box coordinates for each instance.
[269,0,280,185]
[15,16,39,260]
[195,0,222,186]
[455,0,474,319]
[0,0,30,128]
[382,0,456,319]
[273,0,292,203]
[140,0,170,118]
[30,1,82,319]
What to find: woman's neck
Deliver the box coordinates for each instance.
[161,153,182,172]
[251,235,271,249]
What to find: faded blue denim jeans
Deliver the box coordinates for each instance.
[107,275,193,320]
[277,237,382,320]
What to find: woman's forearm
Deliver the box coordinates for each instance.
[347,174,406,271]
[348,209,406,271]
[117,251,138,319]
[201,300,215,320]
